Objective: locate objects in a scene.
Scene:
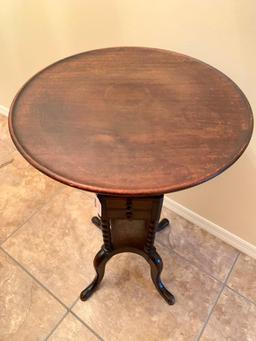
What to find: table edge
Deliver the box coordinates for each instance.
[8,46,254,196]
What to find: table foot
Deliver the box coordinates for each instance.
[91,216,101,229]
[156,218,170,232]
[149,247,175,305]
[91,216,170,232]
[80,246,110,301]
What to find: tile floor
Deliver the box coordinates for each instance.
[1,114,256,340]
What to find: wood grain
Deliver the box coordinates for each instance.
[9,47,253,195]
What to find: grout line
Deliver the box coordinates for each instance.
[163,197,256,259]
[44,295,104,341]
[155,240,223,285]
[156,219,240,284]
[0,174,103,340]
[0,246,68,310]
[0,158,14,169]
[195,284,225,341]
[70,310,104,340]
[226,285,256,307]
[224,252,240,284]
[1,245,103,340]
[196,251,240,341]
[70,296,80,310]
[44,310,69,341]
[0,186,65,246]
[172,248,223,284]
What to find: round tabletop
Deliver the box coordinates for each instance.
[9,47,253,196]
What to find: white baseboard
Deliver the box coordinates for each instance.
[164,196,256,259]
[1,103,255,258]
[0,105,9,116]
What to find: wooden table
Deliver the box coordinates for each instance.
[9,47,253,305]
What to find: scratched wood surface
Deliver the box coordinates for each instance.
[9,47,253,195]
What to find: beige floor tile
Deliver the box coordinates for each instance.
[0,114,16,152]
[0,249,66,341]
[227,253,256,303]
[49,313,99,340]
[201,287,256,341]
[157,206,238,281]
[0,146,14,168]
[2,188,101,306]
[0,151,63,243]
[72,245,221,341]
[0,113,14,166]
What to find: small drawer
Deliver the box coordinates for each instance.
[105,197,153,210]
[107,208,152,220]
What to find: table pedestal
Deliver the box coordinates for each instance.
[80,195,175,305]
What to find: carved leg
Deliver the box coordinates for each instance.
[147,247,175,305]
[80,246,111,301]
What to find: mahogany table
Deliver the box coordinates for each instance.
[9,47,253,305]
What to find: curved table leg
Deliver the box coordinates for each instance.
[80,246,111,301]
[80,245,175,304]
[148,247,175,305]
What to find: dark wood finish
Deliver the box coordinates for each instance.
[91,215,170,232]
[9,47,254,305]
[80,195,175,305]
[9,47,253,196]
